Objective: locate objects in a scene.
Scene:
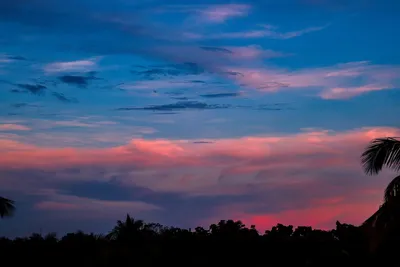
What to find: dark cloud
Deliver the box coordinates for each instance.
[253,103,294,111]
[200,92,242,98]
[16,83,46,95]
[10,103,40,108]
[10,89,28,94]
[116,101,292,112]
[116,101,232,111]
[7,55,26,61]
[58,72,98,87]
[0,54,27,61]
[256,82,290,90]
[190,80,206,84]
[52,92,78,103]
[223,71,244,77]
[132,68,183,77]
[171,97,190,100]
[131,62,205,79]
[193,141,214,144]
[200,46,233,54]
[150,112,178,115]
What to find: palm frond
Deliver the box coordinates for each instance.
[0,197,15,218]
[361,137,400,175]
[384,175,400,203]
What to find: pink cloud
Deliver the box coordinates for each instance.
[0,127,398,193]
[223,61,400,98]
[0,139,36,151]
[1,126,399,227]
[247,201,377,230]
[199,184,384,231]
[156,4,251,23]
[319,84,393,99]
[224,45,290,59]
[197,4,251,23]
[0,124,31,131]
[43,57,101,73]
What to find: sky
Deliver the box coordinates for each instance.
[1,0,400,237]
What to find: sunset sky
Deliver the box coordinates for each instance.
[1,0,400,237]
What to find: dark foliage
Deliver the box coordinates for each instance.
[1,214,396,267]
[361,137,400,175]
[0,197,15,218]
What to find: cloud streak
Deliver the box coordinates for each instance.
[156,4,251,23]
[224,61,400,98]
[0,124,31,131]
[186,24,327,40]
[35,191,161,219]
[44,57,100,74]
[195,4,251,23]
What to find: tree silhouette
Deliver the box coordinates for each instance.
[107,214,147,243]
[0,196,15,218]
[361,137,400,254]
[0,214,378,266]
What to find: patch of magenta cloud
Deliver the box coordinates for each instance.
[1,126,398,195]
[208,197,381,232]
[197,168,391,231]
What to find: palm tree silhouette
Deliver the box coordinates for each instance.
[107,214,146,243]
[0,197,15,218]
[361,137,400,252]
[361,137,400,175]
[361,137,400,204]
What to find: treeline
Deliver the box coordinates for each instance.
[2,214,395,267]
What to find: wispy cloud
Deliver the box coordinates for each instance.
[52,92,78,103]
[200,92,242,98]
[116,101,287,112]
[0,124,31,131]
[185,24,327,40]
[15,83,47,95]
[0,54,26,63]
[224,61,400,99]
[44,57,101,74]
[201,45,290,59]
[119,75,213,92]
[116,101,232,111]
[35,191,161,219]
[195,4,251,23]
[156,4,251,23]
[132,45,287,78]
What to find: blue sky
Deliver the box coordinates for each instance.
[1,0,400,237]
